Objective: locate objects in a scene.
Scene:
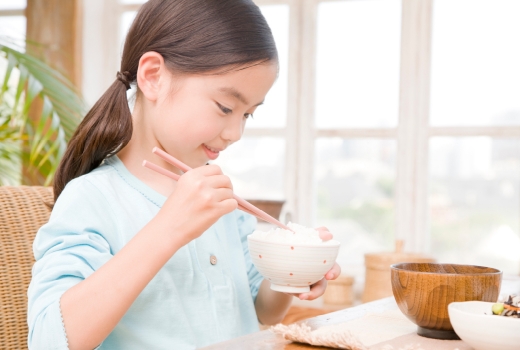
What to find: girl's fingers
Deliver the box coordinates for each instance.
[290,264,341,300]
[219,198,238,214]
[213,188,234,202]
[197,164,224,176]
[298,278,327,301]
[315,226,333,241]
[206,174,233,190]
[325,262,341,280]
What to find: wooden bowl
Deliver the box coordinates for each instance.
[391,263,502,340]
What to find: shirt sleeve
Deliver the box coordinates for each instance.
[27,178,118,350]
[237,211,263,302]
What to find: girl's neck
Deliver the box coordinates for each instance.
[117,108,179,198]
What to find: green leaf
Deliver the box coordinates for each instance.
[0,38,86,185]
[0,52,16,96]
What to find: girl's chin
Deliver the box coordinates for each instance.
[186,158,208,168]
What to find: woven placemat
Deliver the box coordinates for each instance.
[272,309,472,350]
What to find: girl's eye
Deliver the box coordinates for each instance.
[244,113,254,119]
[217,103,232,115]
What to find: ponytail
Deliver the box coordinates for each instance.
[53,72,134,200]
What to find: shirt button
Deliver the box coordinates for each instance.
[210,255,217,265]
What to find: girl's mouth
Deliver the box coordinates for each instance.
[203,144,221,160]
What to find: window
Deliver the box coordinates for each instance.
[430,0,520,127]
[313,0,402,269]
[315,138,397,267]
[430,137,520,274]
[315,0,401,129]
[0,0,26,48]
[82,0,520,302]
[428,0,520,274]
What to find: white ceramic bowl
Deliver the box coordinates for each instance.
[247,236,340,293]
[448,301,520,350]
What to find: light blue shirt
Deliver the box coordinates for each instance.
[27,156,263,349]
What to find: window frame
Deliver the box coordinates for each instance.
[254,0,404,241]
[0,9,24,15]
[0,6,26,42]
[256,0,520,255]
[87,0,520,255]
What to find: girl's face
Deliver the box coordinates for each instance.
[149,62,278,169]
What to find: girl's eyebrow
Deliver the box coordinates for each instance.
[218,87,264,107]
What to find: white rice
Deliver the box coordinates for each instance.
[249,222,334,245]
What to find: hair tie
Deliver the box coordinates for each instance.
[116,71,132,90]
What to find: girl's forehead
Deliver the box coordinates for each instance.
[215,64,277,101]
[177,63,277,104]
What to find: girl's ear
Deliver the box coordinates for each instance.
[136,51,165,102]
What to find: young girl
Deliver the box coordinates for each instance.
[28,1,340,349]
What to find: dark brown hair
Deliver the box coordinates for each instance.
[53,0,277,200]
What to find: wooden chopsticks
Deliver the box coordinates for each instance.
[143,147,292,231]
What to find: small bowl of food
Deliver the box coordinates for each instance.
[390,263,502,340]
[247,223,340,293]
[448,295,520,350]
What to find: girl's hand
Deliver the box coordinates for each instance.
[156,164,237,246]
[291,226,341,301]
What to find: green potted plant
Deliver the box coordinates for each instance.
[0,38,85,186]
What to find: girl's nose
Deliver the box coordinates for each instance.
[221,116,245,143]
